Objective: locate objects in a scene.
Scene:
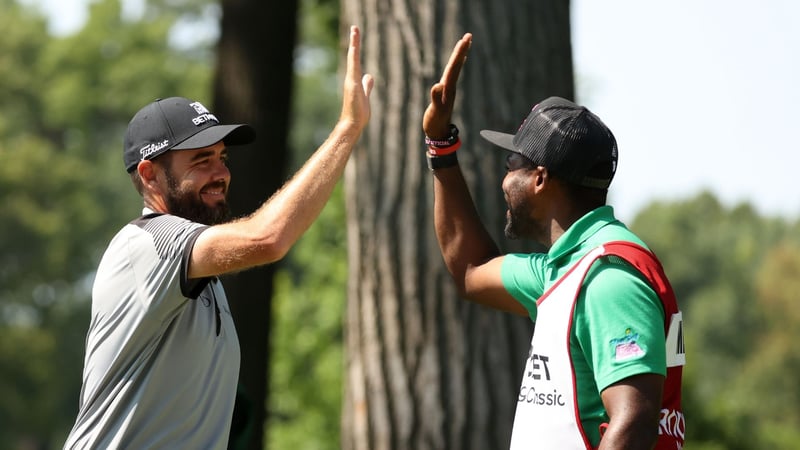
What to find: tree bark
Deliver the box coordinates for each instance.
[340,1,573,449]
[213,1,299,449]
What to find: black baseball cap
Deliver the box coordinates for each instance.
[480,97,618,189]
[123,97,256,173]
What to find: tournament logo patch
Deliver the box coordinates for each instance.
[610,328,645,361]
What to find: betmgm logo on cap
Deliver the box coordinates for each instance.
[189,101,218,126]
[123,97,255,173]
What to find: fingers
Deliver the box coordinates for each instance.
[422,33,472,136]
[340,26,372,128]
[439,33,473,85]
[346,25,363,82]
[439,33,472,104]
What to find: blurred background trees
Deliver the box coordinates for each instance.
[1,0,799,449]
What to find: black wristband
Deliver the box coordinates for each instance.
[427,152,459,170]
[425,124,460,147]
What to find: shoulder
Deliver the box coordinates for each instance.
[130,213,208,259]
[586,253,654,294]
[131,212,205,234]
[581,255,665,329]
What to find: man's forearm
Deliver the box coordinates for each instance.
[246,121,363,258]
[432,165,500,289]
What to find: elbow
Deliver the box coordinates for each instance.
[608,409,662,450]
[249,232,293,265]
[262,236,293,263]
[448,271,470,300]
[459,282,480,302]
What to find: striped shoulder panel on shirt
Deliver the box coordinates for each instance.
[131,213,208,260]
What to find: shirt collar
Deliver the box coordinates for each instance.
[547,205,617,263]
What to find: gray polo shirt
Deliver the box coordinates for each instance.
[64,209,240,449]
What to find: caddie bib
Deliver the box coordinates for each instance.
[509,242,685,450]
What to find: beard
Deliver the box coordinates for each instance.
[163,170,231,226]
[504,197,543,241]
[503,185,532,239]
[504,207,525,240]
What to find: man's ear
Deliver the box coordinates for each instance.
[533,166,549,188]
[137,160,158,187]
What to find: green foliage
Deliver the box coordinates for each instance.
[0,0,212,446]
[268,185,347,450]
[730,242,800,445]
[631,191,800,449]
[297,0,340,53]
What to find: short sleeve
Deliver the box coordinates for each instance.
[131,214,211,303]
[574,257,667,392]
[179,226,211,298]
[500,253,548,321]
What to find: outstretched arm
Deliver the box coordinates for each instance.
[423,34,526,316]
[189,25,374,279]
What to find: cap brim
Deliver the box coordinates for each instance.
[173,124,256,150]
[479,130,517,152]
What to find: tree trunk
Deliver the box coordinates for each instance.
[213,1,299,449]
[340,1,573,449]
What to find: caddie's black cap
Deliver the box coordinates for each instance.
[123,97,256,173]
[480,97,618,189]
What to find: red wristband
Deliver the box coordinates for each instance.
[427,138,461,156]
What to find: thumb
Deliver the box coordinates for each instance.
[362,74,374,97]
[430,82,445,105]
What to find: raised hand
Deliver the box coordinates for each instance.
[340,25,374,130]
[423,33,473,140]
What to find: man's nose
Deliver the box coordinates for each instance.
[213,159,231,180]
